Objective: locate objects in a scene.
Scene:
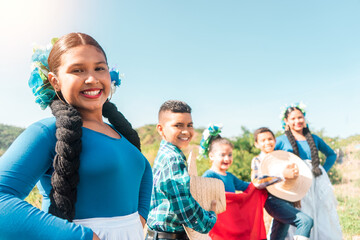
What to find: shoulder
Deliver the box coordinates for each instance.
[310,134,328,146]
[226,171,235,177]
[251,155,260,163]
[311,134,335,152]
[203,170,216,177]
[24,118,56,139]
[275,134,288,150]
[30,117,56,130]
[157,147,183,163]
[227,172,239,180]
[311,134,323,142]
[154,147,186,172]
[276,134,288,142]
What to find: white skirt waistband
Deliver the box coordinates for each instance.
[74,212,144,240]
[73,212,140,228]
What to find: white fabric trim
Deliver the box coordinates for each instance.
[74,212,143,240]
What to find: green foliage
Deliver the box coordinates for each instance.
[228,127,259,182]
[25,187,42,209]
[137,124,162,164]
[197,157,212,176]
[314,130,343,184]
[0,124,24,156]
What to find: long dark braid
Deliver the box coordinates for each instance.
[102,101,141,150]
[48,99,83,221]
[303,127,322,176]
[284,107,322,177]
[285,129,299,156]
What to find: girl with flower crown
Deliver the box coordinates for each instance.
[0,33,152,240]
[201,124,250,193]
[200,124,268,240]
[275,103,342,240]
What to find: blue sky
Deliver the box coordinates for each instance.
[1,0,359,138]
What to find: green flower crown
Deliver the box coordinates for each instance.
[198,123,223,160]
[279,102,306,129]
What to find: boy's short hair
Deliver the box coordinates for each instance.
[254,127,275,142]
[158,100,192,120]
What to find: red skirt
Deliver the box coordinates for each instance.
[209,183,268,240]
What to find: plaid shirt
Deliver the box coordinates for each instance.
[147,140,216,233]
[251,152,284,189]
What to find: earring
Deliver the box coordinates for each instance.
[108,82,116,101]
[55,91,67,105]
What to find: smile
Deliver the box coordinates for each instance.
[179,137,189,141]
[81,89,102,98]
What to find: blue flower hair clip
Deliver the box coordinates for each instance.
[29,38,58,109]
[109,67,123,97]
[279,102,306,129]
[198,123,223,160]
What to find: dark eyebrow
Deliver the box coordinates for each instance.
[95,61,107,65]
[68,61,107,68]
[68,63,83,68]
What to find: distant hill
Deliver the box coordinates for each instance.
[0,123,204,163]
[0,124,24,156]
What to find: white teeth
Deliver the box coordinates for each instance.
[180,138,189,141]
[83,90,100,96]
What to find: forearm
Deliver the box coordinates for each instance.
[251,159,283,189]
[138,160,153,220]
[0,192,93,240]
[170,195,217,233]
[323,154,336,172]
[252,175,283,189]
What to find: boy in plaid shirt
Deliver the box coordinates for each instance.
[146,100,216,240]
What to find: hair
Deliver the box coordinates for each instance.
[158,100,191,118]
[48,33,107,75]
[208,135,234,154]
[284,107,322,177]
[47,33,140,221]
[254,127,275,143]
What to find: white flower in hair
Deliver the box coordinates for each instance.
[203,129,210,140]
[298,102,306,111]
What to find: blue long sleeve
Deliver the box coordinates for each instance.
[202,170,249,192]
[231,172,250,191]
[275,134,336,172]
[0,118,152,239]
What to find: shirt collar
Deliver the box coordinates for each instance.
[259,151,267,160]
[160,140,186,159]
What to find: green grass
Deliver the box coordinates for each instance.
[336,194,360,239]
